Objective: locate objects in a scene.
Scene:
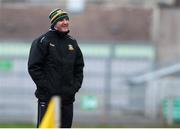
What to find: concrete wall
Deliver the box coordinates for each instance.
[156,8,180,65]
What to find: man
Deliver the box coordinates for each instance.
[28,8,84,128]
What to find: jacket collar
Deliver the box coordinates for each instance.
[50,29,70,38]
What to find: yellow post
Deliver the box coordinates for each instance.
[39,96,60,128]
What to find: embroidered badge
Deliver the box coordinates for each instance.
[68,44,74,51]
[50,43,55,47]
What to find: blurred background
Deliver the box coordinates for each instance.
[0,0,180,128]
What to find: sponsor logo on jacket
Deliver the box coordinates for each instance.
[50,43,55,47]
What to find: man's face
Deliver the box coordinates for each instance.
[54,18,69,32]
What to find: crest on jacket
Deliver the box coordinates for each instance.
[68,44,74,51]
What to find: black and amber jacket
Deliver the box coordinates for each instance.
[28,30,84,104]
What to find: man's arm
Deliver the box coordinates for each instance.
[73,44,84,93]
[28,37,51,92]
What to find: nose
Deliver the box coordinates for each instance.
[62,19,69,24]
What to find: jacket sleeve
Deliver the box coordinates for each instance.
[28,37,51,92]
[73,43,84,93]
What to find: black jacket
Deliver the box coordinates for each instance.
[28,30,84,104]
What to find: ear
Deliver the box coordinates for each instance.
[54,24,58,30]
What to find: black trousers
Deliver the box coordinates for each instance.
[37,99,73,128]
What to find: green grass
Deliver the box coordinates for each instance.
[72,123,180,128]
[0,123,35,128]
[0,123,179,128]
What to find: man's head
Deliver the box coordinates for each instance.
[49,8,69,32]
